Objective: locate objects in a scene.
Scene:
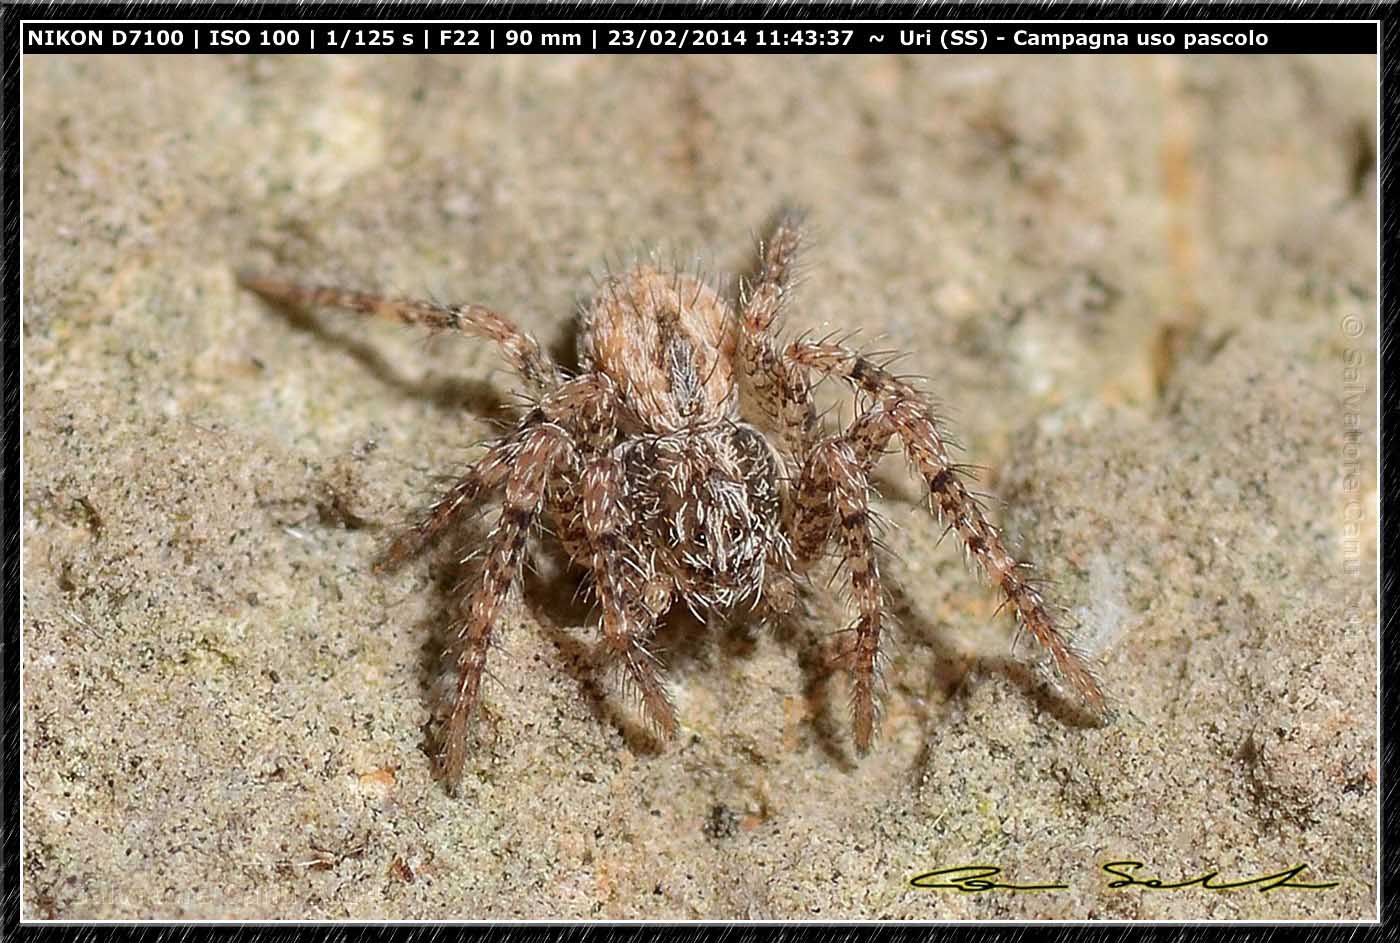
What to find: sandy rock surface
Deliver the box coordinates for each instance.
[22,54,1376,919]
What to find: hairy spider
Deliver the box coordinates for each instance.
[241,212,1105,785]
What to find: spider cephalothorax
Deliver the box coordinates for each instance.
[241,212,1105,785]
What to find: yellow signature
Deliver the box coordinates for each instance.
[909,860,1339,894]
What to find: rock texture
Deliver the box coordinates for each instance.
[22,54,1376,919]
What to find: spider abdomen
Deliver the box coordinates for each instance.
[583,268,739,432]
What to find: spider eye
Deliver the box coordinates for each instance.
[692,530,707,548]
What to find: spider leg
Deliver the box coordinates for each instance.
[736,211,818,461]
[239,274,560,396]
[527,375,672,732]
[542,368,626,568]
[377,434,521,570]
[791,436,888,751]
[742,207,806,334]
[788,340,1106,715]
[546,467,590,566]
[435,375,616,784]
[579,452,677,738]
[439,422,575,785]
[379,373,615,568]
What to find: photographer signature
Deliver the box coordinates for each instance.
[910,861,1339,894]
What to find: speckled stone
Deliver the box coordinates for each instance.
[22,54,1376,919]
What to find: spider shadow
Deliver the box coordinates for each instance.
[514,554,973,772]
[882,572,1109,743]
[754,572,966,773]
[775,600,863,772]
[403,526,1106,782]
[401,530,608,769]
[524,545,673,756]
[248,292,514,419]
[520,546,773,758]
[401,527,725,765]
[407,535,1104,778]
[252,286,615,769]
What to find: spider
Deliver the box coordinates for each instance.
[240,212,1105,785]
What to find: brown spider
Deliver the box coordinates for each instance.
[240,212,1104,785]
